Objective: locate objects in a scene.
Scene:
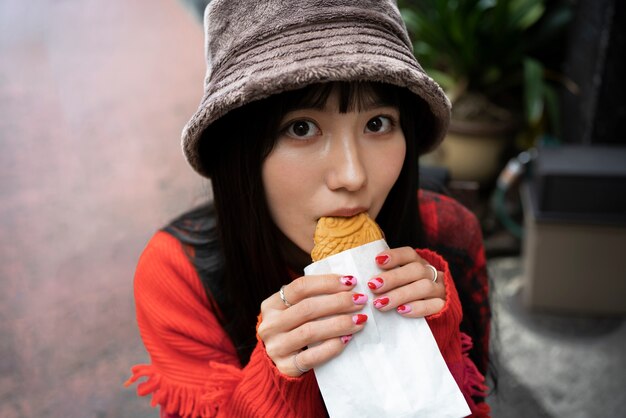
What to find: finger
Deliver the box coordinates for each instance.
[367,261,438,294]
[263,273,357,313]
[395,298,446,318]
[269,312,368,355]
[279,274,359,307]
[371,276,446,312]
[259,291,364,344]
[374,246,425,270]
[258,288,366,344]
[298,333,356,370]
[284,288,368,330]
[278,335,352,377]
[286,312,367,352]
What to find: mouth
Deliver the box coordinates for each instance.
[323,207,368,218]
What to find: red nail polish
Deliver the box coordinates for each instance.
[397,304,412,314]
[352,293,368,305]
[375,255,390,265]
[367,277,384,290]
[341,334,353,344]
[373,296,390,309]
[340,275,356,286]
[352,314,368,325]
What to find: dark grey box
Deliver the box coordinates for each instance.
[531,145,626,224]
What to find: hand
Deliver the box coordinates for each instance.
[367,247,446,317]
[258,274,368,377]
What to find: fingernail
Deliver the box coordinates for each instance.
[340,334,353,344]
[373,296,390,309]
[375,254,390,265]
[352,293,368,305]
[352,314,368,325]
[340,275,356,286]
[397,304,412,314]
[367,277,384,290]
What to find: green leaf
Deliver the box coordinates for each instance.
[525,5,573,49]
[510,0,545,30]
[477,0,497,11]
[523,57,544,126]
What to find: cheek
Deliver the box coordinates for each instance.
[262,149,319,253]
[368,135,406,216]
[262,149,310,227]
[392,140,407,178]
[262,155,289,218]
[378,136,406,188]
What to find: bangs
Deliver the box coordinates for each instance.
[277,81,402,114]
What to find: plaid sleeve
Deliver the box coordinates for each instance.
[418,190,491,375]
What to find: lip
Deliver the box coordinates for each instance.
[325,207,368,217]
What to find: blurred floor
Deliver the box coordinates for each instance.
[487,257,626,418]
[0,1,206,416]
[1,1,625,418]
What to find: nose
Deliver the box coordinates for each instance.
[325,135,367,192]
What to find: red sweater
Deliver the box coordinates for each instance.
[126,190,491,417]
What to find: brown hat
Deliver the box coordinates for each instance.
[182,0,451,178]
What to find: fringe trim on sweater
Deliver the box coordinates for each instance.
[202,361,244,405]
[125,364,219,418]
[460,333,491,417]
[460,333,489,399]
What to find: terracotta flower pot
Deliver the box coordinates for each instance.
[423,93,518,185]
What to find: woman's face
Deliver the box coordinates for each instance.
[262,87,406,254]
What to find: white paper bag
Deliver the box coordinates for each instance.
[304,240,470,418]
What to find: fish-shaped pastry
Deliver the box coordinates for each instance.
[311,212,384,262]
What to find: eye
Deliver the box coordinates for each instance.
[365,116,393,133]
[284,120,320,139]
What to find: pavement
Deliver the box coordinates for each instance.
[486,258,626,418]
[0,1,206,416]
[1,1,624,417]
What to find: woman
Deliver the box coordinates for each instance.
[126,0,491,417]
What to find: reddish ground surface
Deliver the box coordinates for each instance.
[0,1,209,416]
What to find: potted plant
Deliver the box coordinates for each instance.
[399,0,573,184]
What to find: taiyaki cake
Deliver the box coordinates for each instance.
[311,212,384,262]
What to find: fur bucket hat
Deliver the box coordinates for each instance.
[182,0,451,178]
